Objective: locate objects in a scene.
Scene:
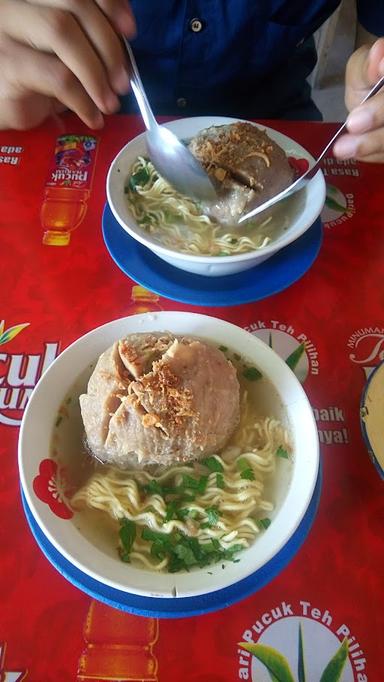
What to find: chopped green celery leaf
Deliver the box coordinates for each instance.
[142,479,163,495]
[174,544,198,566]
[237,459,256,480]
[118,518,136,558]
[233,353,241,361]
[276,445,289,459]
[202,456,224,473]
[216,473,225,489]
[179,493,196,503]
[164,501,177,522]
[168,556,185,573]
[219,345,228,352]
[177,508,199,520]
[141,528,171,545]
[162,485,183,496]
[198,540,218,554]
[142,478,189,499]
[243,366,262,381]
[257,518,271,530]
[203,507,220,527]
[128,166,150,191]
[223,543,244,557]
[150,542,165,560]
[182,474,208,494]
[240,468,255,481]
[140,527,244,573]
[118,548,131,563]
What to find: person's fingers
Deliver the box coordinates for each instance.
[333,128,384,162]
[365,38,384,86]
[94,0,136,37]
[27,0,131,95]
[346,90,384,135]
[1,37,105,128]
[1,2,120,114]
[349,151,384,163]
[345,39,384,111]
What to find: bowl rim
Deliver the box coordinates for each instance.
[18,311,320,598]
[106,116,326,264]
[360,358,384,479]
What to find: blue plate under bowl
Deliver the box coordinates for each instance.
[21,462,322,619]
[102,204,323,307]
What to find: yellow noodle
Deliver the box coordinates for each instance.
[126,157,273,256]
[71,411,291,573]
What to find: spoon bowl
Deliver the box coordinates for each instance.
[146,126,217,202]
[124,38,217,202]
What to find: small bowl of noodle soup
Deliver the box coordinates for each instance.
[19,312,319,602]
[106,116,326,276]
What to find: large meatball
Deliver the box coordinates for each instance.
[79,333,240,469]
[188,122,294,224]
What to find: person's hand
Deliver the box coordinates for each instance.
[0,0,136,130]
[333,38,384,162]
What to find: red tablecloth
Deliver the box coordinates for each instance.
[0,114,383,682]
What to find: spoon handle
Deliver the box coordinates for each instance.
[122,36,158,132]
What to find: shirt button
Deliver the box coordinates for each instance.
[190,17,203,32]
[177,97,187,108]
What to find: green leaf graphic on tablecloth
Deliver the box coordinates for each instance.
[285,342,305,371]
[0,322,29,345]
[268,673,280,682]
[325,196,347,212]
[239,642,295,682]
[319,637,349,682]
[298,623,306,682]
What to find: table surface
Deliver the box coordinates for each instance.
[0,114,383,682]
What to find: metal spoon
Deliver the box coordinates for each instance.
[122,37,217,202]
[238,74,384,224]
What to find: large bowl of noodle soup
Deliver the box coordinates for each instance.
[106,117,326,276]
[19,312,319,601]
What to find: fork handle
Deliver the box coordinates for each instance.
[239,74,384,223]
[306,73,384,179]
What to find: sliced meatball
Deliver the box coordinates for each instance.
[189,122,294,223]
[80,333,240,469]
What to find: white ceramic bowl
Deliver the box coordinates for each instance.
[19,312,319,599]
[106,116,326,276]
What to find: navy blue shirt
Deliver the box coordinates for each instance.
[123,1,384,120]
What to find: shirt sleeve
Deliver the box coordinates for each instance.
[356,0,384,36]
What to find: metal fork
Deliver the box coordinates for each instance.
[238,75,384,224]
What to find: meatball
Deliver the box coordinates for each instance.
[188,122,294,224]
[79,332,240,469]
